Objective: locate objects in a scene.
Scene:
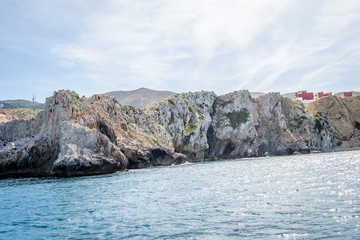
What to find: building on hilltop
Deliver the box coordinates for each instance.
[314,92,332,100]
[295,91,313,100]
[342,92,353,97]
[335,92,358,97]
[0,104,3,109]
[295,91,332,101]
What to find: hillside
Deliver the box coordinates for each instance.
[0,109,43,124]
[0,99,45,109]
[281,92,296,99]
[251,92,296,99]
[105,88,174,108]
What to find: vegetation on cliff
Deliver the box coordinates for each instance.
[225,108,249,129]
[1,90,359,178]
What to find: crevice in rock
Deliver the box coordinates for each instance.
[98,121,117,144]
[204,97,220,160]
[223,140,235,156]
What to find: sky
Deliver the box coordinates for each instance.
[0,0,359,102]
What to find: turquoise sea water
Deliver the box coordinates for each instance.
[1,151,360,239]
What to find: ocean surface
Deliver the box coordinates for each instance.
[1,151,360,239]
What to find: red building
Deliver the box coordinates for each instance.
[295,91,332,100]
[343,92,353,97]
[295,91,314,100]
[315,92,332,99]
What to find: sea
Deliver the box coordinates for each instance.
[1,150,359,239]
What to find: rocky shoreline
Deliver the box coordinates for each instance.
[1,90,359,178]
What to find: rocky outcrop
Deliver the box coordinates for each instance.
[1,90,359,178]
[144,91,216,161]
[0,90,184,178]
[205,91,333,160]
[205,90,259,159]
[306,95,360,148]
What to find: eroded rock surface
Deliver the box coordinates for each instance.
[145,91,216,161]
[205,91,333,160]
[0,90,183,177]
[306,96,360,148]
[1,90,359,178]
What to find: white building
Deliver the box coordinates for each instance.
[0,104,3,109]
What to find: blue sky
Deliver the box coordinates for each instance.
[1,0,359,102]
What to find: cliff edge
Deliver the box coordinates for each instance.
[1,90,359,178]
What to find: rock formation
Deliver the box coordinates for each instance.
[205,91,333,160]
[306,95,360,148]
[144,91,216,161]
[1,90,359,178]
[0,90,184,178]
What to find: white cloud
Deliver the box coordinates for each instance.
[4,0,360,97]
[44,0,292,93]
[236,0,360,93]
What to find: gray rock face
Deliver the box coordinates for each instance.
[145,91,216,161]
[1,89,359,178]
[205,91,334,159]
[255,94,333,155]
[205,90,259,159]
[306,95,360,148]
[0,90,183,178]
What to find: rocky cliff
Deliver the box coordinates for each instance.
[144,91,216,161]
[205,91,333,160]
[0,91,184,178]
[306,95,360,148]
[1,90,359,178]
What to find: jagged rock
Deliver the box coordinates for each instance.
[205,90,259,159]
[145,91,216,161]
[75,95,181,169]
[205,91,333,159]
[1,89,359,178]
[0,90,184,178]
[306,95,360,148]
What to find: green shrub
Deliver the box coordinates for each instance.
[225,108,249,129]
[314,119,324,133]
[183,123,199,135]
[220,100,232,108]
[355,121,360,130]
[121,123,128,131]
[168,98,175,105]
[188,105,200,115]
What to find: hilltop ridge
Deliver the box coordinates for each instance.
[0,99,44,109]
[105,87,174,108]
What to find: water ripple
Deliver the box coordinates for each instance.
[1,150,360,239]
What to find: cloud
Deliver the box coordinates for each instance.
[45,0,292,94]
[1,0,360,100]
[237,0,360,93]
